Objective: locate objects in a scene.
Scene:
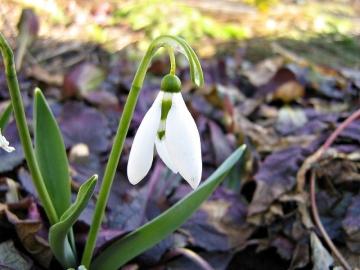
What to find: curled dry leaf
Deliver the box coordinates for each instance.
[0,200,52,268]
[248,146,309,217]
[182,188,254,252]
[257,67,304,102]
[342,195,360,253]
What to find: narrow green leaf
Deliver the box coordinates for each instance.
[0,102,12,130]
[34,88,71,217]
[91,145,246,270]
[50,175,97,268]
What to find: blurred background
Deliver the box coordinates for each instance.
[1,0,360,64]
[0,1,360,270]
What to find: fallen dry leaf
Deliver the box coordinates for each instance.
[310,232,334,270]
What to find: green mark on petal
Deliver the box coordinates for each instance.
[158,95,172,140]
[157,130,165,140]
[161,98,172,121]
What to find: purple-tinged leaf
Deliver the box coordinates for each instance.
[208,120,234,165]
[59,102,110,153]
[343,195,360,252]
[248,146,309,215]
[0,122,24,173]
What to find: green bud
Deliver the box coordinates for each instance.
[160,74,181,93]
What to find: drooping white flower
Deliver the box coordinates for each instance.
[127,75,202,189]
[0,129,15,153]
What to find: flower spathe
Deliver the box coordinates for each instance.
[0,129,15,153]
[127,86,202,189]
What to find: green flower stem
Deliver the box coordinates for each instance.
[0,33,58,225]
[81,35,204,268]
[81,43,157,269]
[166,45,176,75]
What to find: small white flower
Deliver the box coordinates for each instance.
[127,90,202,189]
[0,129,15,153]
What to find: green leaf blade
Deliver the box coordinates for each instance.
[0,102,12,130]
[49,175,97,268]
[34,88,71,217]
[91,145,246,270]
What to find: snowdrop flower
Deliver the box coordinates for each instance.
[0,129,15,153]
[127,74,202,189]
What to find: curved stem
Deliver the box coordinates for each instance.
[81,35,203,268]
[166,45,176,75]
[0,33,58,224]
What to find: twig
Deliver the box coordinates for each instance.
[310,171,351,270]
[297,108,360,192]
[321,109,360,152]
[301,108,360,270]
[167,248,215,270]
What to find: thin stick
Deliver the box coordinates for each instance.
[321,109,360,152]
[169,248,215,270]
[309,108,360,270]
[310,172,351,270]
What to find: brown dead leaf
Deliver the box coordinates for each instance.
[200,199,254,249]
[336,247,360,270]
[248,146,308,217]
[233,107,315,153]
[0,200,52,268]
[273,80,305,103]
[26,64,63,86]
[310,232,334,270]
[243,56,284,87]
[289,242,310,269]
[0,240,32,270]
[315,152,360,184]
[63,62,105,97]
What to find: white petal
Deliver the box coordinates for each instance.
[165,93,202,189]
[2,145,15,153]
[0,129,15,153]
[127,92,162,185]
[155,137,178,173]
